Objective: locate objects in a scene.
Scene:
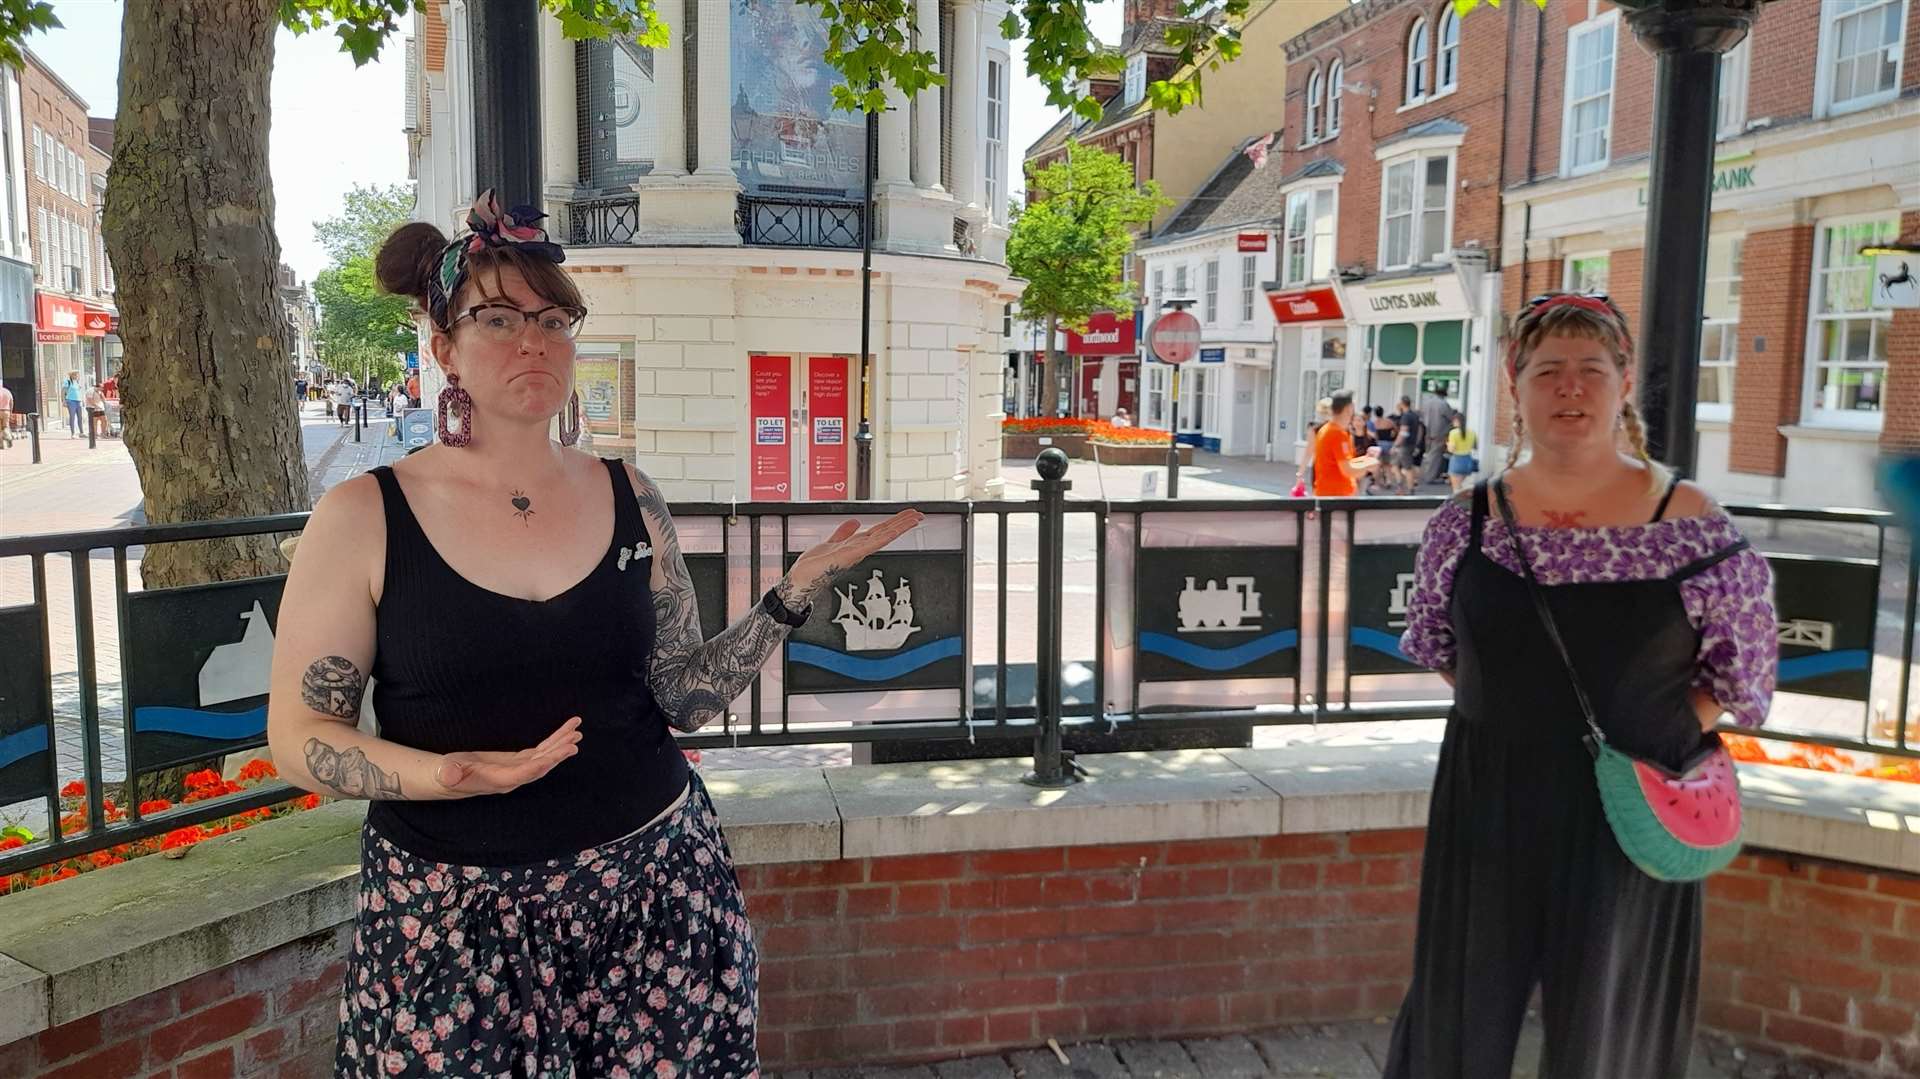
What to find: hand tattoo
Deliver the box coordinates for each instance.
[634,471,791,733]
[304,737,403,799]
[1542,509,1588,528]
[301,656,365,718]
[510,490,535,525]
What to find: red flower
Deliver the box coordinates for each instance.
[161,826,205,849]
[238,759,279,782]
[298,794,322,811]
[0,837,24,851]
[59,780,86,798]
[184,769,222,790]
[139,799,172,814]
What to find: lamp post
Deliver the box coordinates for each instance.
[1622,0,1761,477]
[854,90,879,501]
[468,0,542,204]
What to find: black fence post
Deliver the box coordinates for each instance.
[27,412,40,463]
[1024,448,1079,788]
[354,401,364,444]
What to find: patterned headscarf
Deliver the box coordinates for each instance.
[427,189,567,330]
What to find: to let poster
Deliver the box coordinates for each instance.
[809,356,849,501]
[575,358,621,435]
[750,355,791,500]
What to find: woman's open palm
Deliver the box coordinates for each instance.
[433,716,583,798]
[789,510,927,597]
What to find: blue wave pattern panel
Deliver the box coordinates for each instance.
[1348,627,1412,664]
[1139,630,1299,672]
[0,726,49,769]
[788,637,964,682]
[132,704,270,740]
[1776,650,1872,683]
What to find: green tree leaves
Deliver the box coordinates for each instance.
[1007,140,1167,331]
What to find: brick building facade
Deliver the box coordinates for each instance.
[1499,0,1920,506]
[18,51,117,426]
[1263,0,1518,456]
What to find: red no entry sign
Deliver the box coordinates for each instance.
[1148,310,1202,365]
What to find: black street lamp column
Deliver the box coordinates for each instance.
[468,0,543,207]
[1623,0,1759,477]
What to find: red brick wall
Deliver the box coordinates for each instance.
[5,837,1916,1076]
[1278,0,1510,274]
[0,924,348,1079]
[1705,853,1920,1075]
[1880,210,1920,455]
[742,833,1424,1067]
[1729,224,1814,476]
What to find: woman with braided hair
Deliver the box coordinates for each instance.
[267,190,921,1076]
[1382,292,1777,1077]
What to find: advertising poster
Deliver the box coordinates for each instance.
[729,2,866,196]
[750,355,791,501]
[808,356,850,501]
[575,358,621,434]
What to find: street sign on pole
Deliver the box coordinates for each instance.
[1148,310,1202,365]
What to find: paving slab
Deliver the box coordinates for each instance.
[1179,1036,1269,1078]
[0,951,48,1045]
[932,1056,1017,1079]
[1220,743,1437,835]
[701,766,841,865]
[1250,1033,1379,1078]
[1007,1041,1128,1078]
[1112,1040,1200,1077]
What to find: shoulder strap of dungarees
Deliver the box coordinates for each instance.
[1468,479,1490,553]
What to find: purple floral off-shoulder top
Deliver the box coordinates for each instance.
[1397,498,1778,728]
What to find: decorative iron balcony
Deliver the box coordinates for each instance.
[566,194,641,246]
[735,194,864,250]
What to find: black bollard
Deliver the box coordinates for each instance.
[27,412,40,463]
[1024,447,1082,788]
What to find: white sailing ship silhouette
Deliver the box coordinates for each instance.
[198,601,275,706]
[834,570,920,651]
[1177,576,1263,633]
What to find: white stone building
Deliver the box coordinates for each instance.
[406,1,1020,501]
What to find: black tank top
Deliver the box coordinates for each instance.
[365,458,689,865]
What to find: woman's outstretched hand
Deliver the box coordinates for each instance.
[786,510,927,603]
[432,716,583,798]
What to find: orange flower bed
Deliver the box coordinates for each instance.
[1723,733,1920,784]
[1002,417,1171,446]
[1,761,324,895]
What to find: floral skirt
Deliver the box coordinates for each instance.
[336,773,759,1078]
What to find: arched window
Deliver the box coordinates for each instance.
[1305,68,1323,142]
[1327,60,1344,135]
[1437,7,1461,92]
[1406,18,1430,102]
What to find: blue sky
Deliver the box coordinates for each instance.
[23,1,1107,279]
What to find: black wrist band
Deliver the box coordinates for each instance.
[760,586,811,628]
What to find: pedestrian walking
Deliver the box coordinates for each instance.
[389,384,409,438]
[84,383,108,440]
[266,190,925,1078]
[1418,387,1451,485]
[1384,292,1777,1078]
[1311,390,1379,498]
[1445,413,1478,493]
[1390,395,1423,495]
[1293,396,1334,497]
[331,380,353,426]
[62,372,82,437]
[0,380,14,449]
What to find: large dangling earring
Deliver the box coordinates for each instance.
[559,391,582,447]
[437,372,474,448]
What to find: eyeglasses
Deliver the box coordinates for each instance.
[452,303,586,343]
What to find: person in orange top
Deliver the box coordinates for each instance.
[1313,390,1379,497]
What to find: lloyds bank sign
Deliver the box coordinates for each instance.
[1637,164,1757,207]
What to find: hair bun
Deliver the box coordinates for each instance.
[374,221,450,303]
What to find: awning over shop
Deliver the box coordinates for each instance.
[1264,284,1344,324]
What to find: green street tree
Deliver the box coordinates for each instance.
[312,185,417,388]
[1007,141,1167,418]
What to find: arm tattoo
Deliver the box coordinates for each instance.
[634,474,799,733]
[301,656,365,718]
[303,737,403,799]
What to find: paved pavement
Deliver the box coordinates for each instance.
[765,1018,1768,1078]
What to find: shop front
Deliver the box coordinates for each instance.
[32,293,105,422]
[0,258,33,433]
[1264,283,1350,467]
[1067,311,1138,422]
[1331,266,1491,446]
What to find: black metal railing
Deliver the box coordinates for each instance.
[735,194,864,249]
[2,457,1913,873]
[566,194,641,246]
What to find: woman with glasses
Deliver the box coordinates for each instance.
[1383,292,1776,1078]
[266,191,920,1077]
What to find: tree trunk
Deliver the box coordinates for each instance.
[104,0,308,583]
[1041,314,1062,419]
[104,1,308,801]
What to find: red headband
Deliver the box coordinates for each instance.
[1506,295,1629,378]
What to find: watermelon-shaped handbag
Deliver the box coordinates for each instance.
[1494,479,1744,881]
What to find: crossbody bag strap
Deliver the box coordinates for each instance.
[1492,475,1609,748]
